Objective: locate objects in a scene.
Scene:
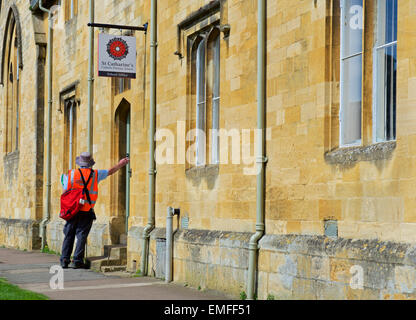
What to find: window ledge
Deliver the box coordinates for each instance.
[185,164,219,189]
[4,150,19,163]
[65,18,78,29]
[324,141,396,167]
[3,150,20,183]
[185,164,219,178]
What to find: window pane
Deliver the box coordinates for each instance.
[212,35,220,164]
[211,99,219,164]
[196,38,206,166]
[340,0,363,146]
[341,0,363,58]
[71,0,75,19]
[196,103,206,166]
[341,54,362,145]
[377,0,398,46]
[213,35,220,99]
[375,0,397,142]
[375,44,397,141]
[196,39,206,104]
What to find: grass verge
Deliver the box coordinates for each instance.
[0,278,49,300]
[41,245,59,255]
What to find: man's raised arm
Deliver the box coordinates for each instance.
[108,157,130,176]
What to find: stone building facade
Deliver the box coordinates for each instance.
[1,0,416,299]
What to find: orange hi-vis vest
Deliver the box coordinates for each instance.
[67,168,98,212]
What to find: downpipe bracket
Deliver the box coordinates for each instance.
[256,156,268,164]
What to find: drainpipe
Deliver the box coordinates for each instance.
[165,207,180,283]
[39,0,53,251]
[141,0,157,276]
[247,0,267,300]
[87,0,94,153]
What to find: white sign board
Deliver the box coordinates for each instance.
[98,33,136,78]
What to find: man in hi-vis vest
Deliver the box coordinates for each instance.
[60,152,129,269]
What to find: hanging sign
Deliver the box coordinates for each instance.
[98,33,136,78]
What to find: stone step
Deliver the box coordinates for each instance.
[89,257,126,272]
[87,256,106,272]
[101,265,127,273]
[87,245,127,272]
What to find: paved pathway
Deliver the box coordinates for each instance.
[0,248,232,300]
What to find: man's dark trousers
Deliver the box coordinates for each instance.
[60,211,94,265]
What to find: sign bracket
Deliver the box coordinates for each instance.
[88,22,148,34]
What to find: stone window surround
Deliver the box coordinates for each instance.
[326,0,397,162]
[59,81,80,171]
[59,81,80,112]
[0,3,23,87]
[180,3,221,175]
[2,6,22,155]
[63,0,78,22]
[175,0,222,60]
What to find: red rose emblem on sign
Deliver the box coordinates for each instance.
[107,38,129,60]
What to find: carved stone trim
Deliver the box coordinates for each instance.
[0,3,23,85]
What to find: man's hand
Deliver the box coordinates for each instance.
[118,157,130,167]
[108,157,130,176]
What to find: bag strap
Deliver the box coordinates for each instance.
[79,169,94,205]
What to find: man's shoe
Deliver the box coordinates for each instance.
[68,262,89,269]
[60,260,69,269]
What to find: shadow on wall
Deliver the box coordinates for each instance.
[185,164,219,189]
